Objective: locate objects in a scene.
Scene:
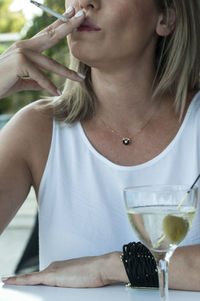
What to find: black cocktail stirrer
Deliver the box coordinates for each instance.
[189,174,200,191]
[177,173,200,209]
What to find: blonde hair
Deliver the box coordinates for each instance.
[49,0,200,123]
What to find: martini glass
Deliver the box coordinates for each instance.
[123,185,198,300]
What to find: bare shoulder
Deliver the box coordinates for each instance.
[0,99,55,194]
[1,99,53,143]
[0,99,54,168]
[8,99,53,131]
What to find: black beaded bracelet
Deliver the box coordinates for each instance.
[121,242,159,288]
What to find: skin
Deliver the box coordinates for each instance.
[0,0,200,291]
[68,0,160,68]
[0,9,85,99]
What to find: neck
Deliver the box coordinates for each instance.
[90,62,164,131]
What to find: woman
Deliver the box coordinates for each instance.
[1,0,200,290]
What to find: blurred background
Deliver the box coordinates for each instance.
[0,0,68,277]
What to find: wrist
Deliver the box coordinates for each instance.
[99,251,129,286]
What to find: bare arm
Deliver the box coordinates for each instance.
[0,7,85,233]
[3,246,200,290]
[103,246,200,291]
[168,244,200,291]
[0,108,34,234]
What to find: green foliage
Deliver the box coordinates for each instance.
[0,0,26,113]
[0,11,25,33]
[0,0,25,33]
[44,0,65,13]
[0,44,6,55]
[0,0,70,114]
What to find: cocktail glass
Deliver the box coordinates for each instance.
[123,185,198,300]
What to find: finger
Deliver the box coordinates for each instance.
[2,272,45,286]
[23,49,85,81]
[20,58,60,96]
[18,78,44,91]
[2,79,43,98]
[18,10,85,53]
[34,6,75,37]
[4,8,75,56]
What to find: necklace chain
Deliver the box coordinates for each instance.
[101,109,158,146]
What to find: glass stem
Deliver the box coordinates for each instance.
[157,258,169,301]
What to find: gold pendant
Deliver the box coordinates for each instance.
[122,138,131,145]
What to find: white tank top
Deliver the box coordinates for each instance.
[38,91,200,270]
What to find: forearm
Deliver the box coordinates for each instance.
[168,244,200,291]
[101,245,200,291]
[4,246,200,289]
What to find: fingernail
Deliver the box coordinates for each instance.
[1,277,8,281]
[57,89,62,96]
[74,10,84,18]
[66,6,73,14]
[77,72,86,79]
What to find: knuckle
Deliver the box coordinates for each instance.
[14,40,24,49]
[13,43,26,57]
[15,47,24,55]
[45,28,56,39]
[45,24,54,32]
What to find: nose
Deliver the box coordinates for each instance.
[77,0,100,10]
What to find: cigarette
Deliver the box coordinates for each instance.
[30,0,69,22]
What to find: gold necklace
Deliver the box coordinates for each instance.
[101,109,158,146]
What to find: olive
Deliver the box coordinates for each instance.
[162,215,189,244]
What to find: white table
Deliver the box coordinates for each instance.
[0,282,200,301]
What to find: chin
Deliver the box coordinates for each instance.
[69,44,100,68]
[68,36,104,67]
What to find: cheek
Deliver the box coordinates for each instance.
[104,5,132,44]
[106,6,136,45]
[106,1,146,37]
[112,0,158,27]
[108,2,132,25]
[109,2,158,43]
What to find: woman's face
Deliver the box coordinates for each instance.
[65,0,163,69]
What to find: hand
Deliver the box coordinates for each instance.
[2,256,107,288]
[2,253,128,288]
[0,8,85,99]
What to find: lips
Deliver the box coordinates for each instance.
[77,19,101,32]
